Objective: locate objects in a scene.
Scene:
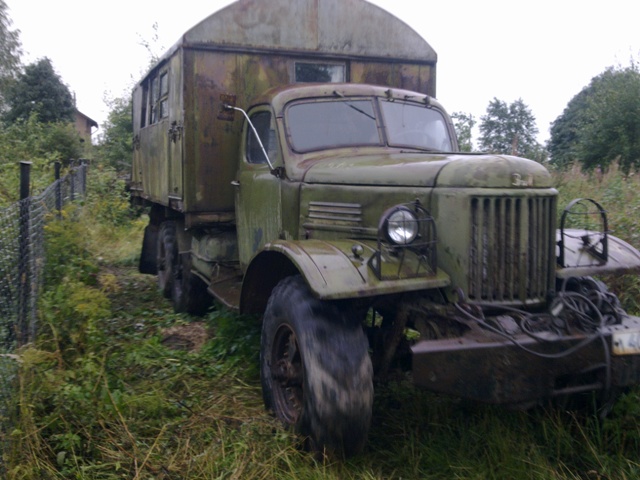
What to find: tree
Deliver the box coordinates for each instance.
[96,95,133,172]
[0,115,83,204]
[478,98,543,160]
[451,111,476,152]
[3,57,75,124]
[0,0,21,93]
[549,63,640,171]
[547,88,591,168]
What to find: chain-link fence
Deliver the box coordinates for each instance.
[0,161,87,467]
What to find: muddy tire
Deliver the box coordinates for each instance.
[172,252,212,316]
[157,221,177,299]
[260,275,373,457]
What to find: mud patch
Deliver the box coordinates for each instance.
[161,322,209,352]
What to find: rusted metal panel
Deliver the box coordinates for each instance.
[182,49,296,214]
[556,229,640,278]
[182,50,240,213]
[138,126,169,205]
[168,52,184,203]
[351,62,435,97]
[412,316,640,404]
[130,86,143,193]
[183,0,437,64]
[412,334,598,404]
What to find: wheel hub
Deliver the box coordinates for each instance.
[271,325,303,424]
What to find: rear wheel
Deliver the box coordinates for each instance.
[260,276,373,457]
[172,252,212,315]
[157,221,177,299]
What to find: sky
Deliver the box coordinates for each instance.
[7,0,639,144]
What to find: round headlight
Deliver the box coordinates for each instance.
[385,207,418,245]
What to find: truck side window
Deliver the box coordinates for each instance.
[148,71,169,125]
[140,87,147,128]
[159,72,169,119]
[246,111,276,164]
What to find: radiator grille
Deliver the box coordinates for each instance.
[307,201,362,226]
[469,196,555,303]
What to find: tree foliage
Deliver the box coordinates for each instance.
[95,95,133,172]
[0,0,21,93]
[549,63,640,171]
[3,57,75,124]
[451,112,475,152]
[0,115,83,204]
[478,98,544,160]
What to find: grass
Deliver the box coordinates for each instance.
[5,163,640,478]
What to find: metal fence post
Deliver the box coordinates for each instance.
[55,161,62,219]
[18,162,32,346]
[79,159,88,196]
[70,169,75,202]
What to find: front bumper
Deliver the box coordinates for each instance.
[411,315,640,404]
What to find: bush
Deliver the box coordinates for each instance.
[0,115,86,206]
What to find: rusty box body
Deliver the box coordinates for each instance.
[130,0,437,227]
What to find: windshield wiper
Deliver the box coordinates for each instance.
[333,91,376,120]
[397,147,443,153]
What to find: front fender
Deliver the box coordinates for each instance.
[556,229,640,279]
[261,239,450,300]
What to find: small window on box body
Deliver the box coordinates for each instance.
[140,87,148,128]
[150,76,159,124]
[159,72,169,119]
[147,70,170,125]
[294,62,346,83]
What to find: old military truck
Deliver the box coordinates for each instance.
[131,0,640,457]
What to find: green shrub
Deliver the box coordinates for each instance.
[0,115,87,206]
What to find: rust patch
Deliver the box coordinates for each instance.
[218,93,237,121]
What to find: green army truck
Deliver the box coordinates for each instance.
[131,0,640,457]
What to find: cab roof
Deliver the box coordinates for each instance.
[256,83,444,113]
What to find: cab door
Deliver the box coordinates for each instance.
[235,107,283,270]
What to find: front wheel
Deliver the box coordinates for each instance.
[260,276,373,457]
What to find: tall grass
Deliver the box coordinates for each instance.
[5,163,640,479]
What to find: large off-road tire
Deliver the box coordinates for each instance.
[260,275,373,457]
[157,221,177,299]
[172,252,212,316]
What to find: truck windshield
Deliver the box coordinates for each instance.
[285,98,453,153]
[380,101,453,151]
[287,100,382,152]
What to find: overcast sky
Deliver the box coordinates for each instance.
[7,0,639,144]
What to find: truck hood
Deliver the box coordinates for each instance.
[299,152,553,189]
